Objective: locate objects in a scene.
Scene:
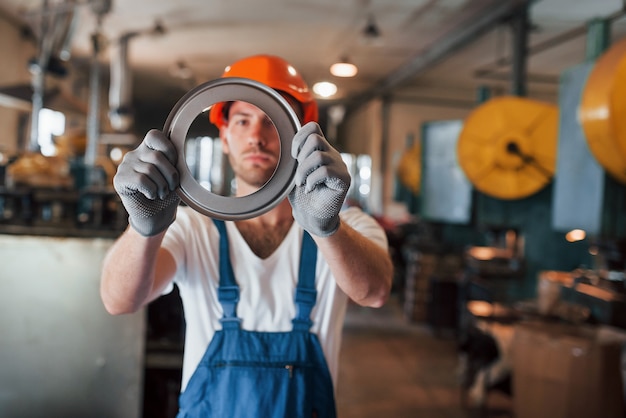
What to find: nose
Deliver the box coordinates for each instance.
[248,118,267,147]
[247,119,266,147]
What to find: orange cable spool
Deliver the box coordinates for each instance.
[457,96,558,200]
[580,37,626,184]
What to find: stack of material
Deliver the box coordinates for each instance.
[403,251,463,323]
[6,153,73,188]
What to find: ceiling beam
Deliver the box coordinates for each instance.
[344,0,530,113]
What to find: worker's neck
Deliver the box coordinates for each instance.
[234,200,294,258]
[233,180,293,227]
[240,199,293,227]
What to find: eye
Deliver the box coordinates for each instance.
[231,116,250,127]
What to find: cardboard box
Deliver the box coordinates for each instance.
[512,321,626,418]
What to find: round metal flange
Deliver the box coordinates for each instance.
[163,77,301,220]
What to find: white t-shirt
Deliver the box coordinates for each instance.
[161,205,388,392]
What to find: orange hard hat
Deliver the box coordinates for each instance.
[208,54,318,128]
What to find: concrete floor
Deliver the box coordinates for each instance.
[335,296,513,418]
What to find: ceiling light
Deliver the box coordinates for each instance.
[330,57,358,78]
[313,81,337,98]
[362,15,381,40]
[170,60,193,79]
[109,147,124,163]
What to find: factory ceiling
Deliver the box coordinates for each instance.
[0,0,625,112]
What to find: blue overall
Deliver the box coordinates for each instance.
[176,220,337,418]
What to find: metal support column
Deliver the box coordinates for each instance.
[28,0,56,152]
[586,18,611,60]
[510,6,529,96]
[84,22,103,169]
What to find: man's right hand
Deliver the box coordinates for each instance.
[113,129,181,237]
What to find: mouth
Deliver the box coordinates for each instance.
[244,152,276,165]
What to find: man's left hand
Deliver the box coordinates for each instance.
[289,122,351,237]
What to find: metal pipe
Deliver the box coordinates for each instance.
[474,8,625,78]
[23,0,105,17]
[29,67,44,152]
[84,23,102,167]
[109,33,138,132]
[108,22,164,133]
[510,5,529,96]
[380,95,391,174]
[345,0,529,113]
[28,0,78,152]
[28,0,54,152]
[392,95,476,109]
[55,6,79,61]
[474,71,559,85]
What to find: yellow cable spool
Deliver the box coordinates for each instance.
[396,141,421,195]
[457,96,558,200]
[608,39,626,176]
[580,37,626,184]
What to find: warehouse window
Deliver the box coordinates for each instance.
[341,153,372,211]
[38,108,65,156]
[185,136,228,194]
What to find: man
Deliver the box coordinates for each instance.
[101,54,393,417]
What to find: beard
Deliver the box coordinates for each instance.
[240,166,275,188]
[228,153,277,190]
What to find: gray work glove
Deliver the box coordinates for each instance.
[288,122,351,237]
[113,129,180,237]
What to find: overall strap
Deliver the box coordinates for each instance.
[292,230,318,331]
[213,219,242,329]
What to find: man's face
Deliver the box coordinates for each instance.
[219,101,281,191]
[219,95,304,194]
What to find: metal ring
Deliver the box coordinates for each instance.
[163,77,301,220]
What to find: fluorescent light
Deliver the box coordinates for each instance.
[110,147,124,163]
[313,81,337,98]
[330,61,358,78]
